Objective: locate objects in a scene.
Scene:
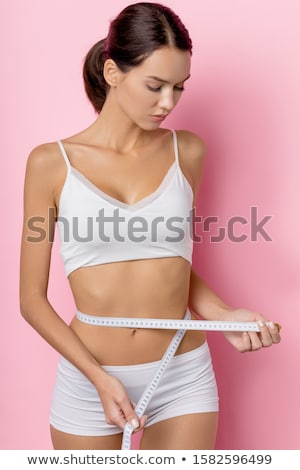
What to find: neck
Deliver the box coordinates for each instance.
[84,94,152,153]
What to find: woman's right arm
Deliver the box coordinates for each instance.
[19,144,145,432]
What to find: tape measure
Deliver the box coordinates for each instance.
[121,309,190,450]
[76,309,280,449]
[76,311,278,332]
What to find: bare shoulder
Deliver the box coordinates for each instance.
[175,129,206,163]
[24,141,66,196]
[26,141,63,174]
[175,130,206,204]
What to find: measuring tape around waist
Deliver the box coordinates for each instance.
[76,311,274,332]
[121,309,190,450]
[76,309,280,449]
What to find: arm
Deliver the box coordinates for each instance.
[19,145,104,382]
[183,132,281,351]
[188,267,281,352]
[19,145,145,431]
[188,269,232,320]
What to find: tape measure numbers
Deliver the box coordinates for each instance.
[76,311,280,332]
[76,310,280,449]
[121,314,188,450]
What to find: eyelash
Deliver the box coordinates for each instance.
[147,85,185,93]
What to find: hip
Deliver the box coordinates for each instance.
[50,340,219,437]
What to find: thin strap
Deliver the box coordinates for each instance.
[57,140,71,170]
[171,129,179,166]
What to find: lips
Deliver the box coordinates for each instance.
[150,114,168,121]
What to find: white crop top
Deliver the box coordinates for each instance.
[56,130,194,277]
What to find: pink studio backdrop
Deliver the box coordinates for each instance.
[1,0,299,450]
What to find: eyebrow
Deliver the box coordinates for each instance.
[146,74,191,84]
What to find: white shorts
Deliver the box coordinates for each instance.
[49,341,219,436]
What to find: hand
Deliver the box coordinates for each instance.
[96,373,147,432]
[222,308,281,353]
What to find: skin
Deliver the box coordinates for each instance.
[19,46,281,450]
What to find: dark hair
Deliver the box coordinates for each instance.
[83,2,192,113]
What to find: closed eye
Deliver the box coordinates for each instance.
[147,85,161,92]
[146,85,185,93]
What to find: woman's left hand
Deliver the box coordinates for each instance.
[222,308,281,353]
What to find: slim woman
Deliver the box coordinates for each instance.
[19,2,281,450]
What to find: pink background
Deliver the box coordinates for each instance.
[1,0,299,449]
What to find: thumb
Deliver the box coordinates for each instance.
[122,400,140,430]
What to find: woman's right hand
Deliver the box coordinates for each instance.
[96,372,147,432]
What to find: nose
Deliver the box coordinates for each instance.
[157,88,175,113]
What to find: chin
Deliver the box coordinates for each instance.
[138,120,163,131]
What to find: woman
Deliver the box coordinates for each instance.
[19,2,281,450]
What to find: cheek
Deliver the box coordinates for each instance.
[126,83,155,110]
[116,79,157,120]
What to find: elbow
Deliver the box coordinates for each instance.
[19,290,44,323]
[19,296,33,322]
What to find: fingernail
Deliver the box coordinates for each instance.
[266,321,275,329]
[258,321,265,327]
[131,418,139,429]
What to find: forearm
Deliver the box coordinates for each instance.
[188,268,233,320]
[20,294,108,387]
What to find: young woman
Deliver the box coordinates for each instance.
[19,2,281,450]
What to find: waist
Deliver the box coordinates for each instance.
[76,307,192,327]
[70,307,207,366]
[68,256,191,316]
[76,311,261,332]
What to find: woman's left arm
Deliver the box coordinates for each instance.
[188,268,281,353]
[182,131,281,352]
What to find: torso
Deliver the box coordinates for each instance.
[53,127,206,365]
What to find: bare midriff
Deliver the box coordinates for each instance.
[69,256,206,366]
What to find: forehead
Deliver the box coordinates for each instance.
[133,47,191,82]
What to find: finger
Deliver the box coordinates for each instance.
[266,321,281,344]
[106,406,128,430]
[241,331,252,352]
[248,331,263,351]
[132,414,148,433]
[257,321,273,347]
[119,398,140,430]
[139,415,148,430]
